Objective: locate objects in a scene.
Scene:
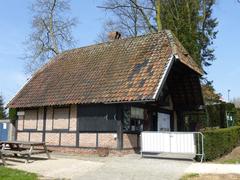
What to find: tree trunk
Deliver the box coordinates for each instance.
[155,0,162,31]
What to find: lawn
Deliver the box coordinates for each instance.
[0,166,38,180]
[215,146,240,164]
[181,173,240,180]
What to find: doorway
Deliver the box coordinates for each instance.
[157,112,171,131]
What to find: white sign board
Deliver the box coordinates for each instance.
[157,113,170,131]
[17,111,25,116]
[3,123,7,129]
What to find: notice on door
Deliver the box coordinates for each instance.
[3,123,7,129]
[158,113,170,131]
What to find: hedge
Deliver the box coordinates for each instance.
[202,126,240,161]
[206,103,237,128]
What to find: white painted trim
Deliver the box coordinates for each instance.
[0,119,11,123]
[153,55,175,100]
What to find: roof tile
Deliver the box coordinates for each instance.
[8,30,202,108]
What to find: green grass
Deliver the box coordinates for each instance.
[0,166,38,180]
[221,158,240,164]
[180,173,199,180]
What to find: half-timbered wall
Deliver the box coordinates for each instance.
[17,105,77,146]
[16,104,139,149]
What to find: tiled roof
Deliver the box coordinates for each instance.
[8,30,203,108]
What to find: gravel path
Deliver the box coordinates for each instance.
[73,155,193,180]
[10,158,104,179]
[7,154,192,180]
[8,154,240,179]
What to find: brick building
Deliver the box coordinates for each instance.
[8,30,204,151]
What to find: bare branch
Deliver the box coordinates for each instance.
[23,0,77,74]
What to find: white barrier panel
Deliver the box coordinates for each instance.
[141,132,196,154]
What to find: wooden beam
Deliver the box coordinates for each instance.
[42,107,47,142]
[116,104,123,150]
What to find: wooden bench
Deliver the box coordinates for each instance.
[0,141,50,165]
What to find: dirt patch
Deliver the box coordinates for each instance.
[215,146,240,164]
[184,174,240,180]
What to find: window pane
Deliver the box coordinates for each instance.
[131,107,144,119]
[78,105,117,132]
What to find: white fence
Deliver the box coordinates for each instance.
[141,131,204,162]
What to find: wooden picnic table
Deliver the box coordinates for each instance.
[0,141,50,165]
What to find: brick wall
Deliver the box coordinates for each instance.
[45,133,60,145]
[61,133,76,146]
[23,109,38,129]
[37,108,44,131]
[123,134,138,148]
[98,133,117,148]
[17,132,29,141]
[79,133,97,147]
[46,107,53,130]
[79,133,118,149]
[17,115,24,131]
[30,132,43,142]
[69,105,77,131]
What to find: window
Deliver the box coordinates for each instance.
[131,107,144,119]
[24,109,38,130]
[53,107,69,130]
[78,105,117,132]
[123,106,144,132]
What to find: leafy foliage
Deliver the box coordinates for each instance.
[99,0,218,72]
[9,108,18,124]
[202,126,240,161]
[205,103,237,128]
[202,82,222,105]
[0,95,6,119]
[236,108,240,126]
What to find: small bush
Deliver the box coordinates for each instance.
[202,126,240,161]
[8,108,17,124]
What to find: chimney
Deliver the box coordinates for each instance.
[108,31,121,41]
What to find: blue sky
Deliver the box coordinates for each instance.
[0,0,239,105]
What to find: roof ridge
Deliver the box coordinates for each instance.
[164,30,177,55]
[60,30,168,54]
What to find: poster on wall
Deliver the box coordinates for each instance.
[3,123,7,129]
[158,113,170,131]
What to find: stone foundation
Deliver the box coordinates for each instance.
[47,146,139,156]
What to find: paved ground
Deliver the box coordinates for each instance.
[186,163,240,174]
[5,153,240,180]
[6,153,193,180]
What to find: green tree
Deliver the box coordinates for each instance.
[98,0,218,72]
[201,82,221,105]
[0,95,6,119]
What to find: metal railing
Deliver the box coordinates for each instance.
[141,131,205,162]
